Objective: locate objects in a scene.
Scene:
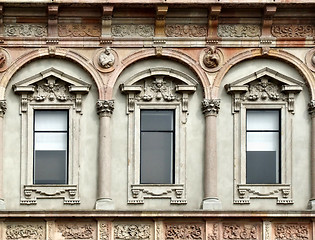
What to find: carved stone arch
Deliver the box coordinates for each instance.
[212,48,315,100]
[106,48,210,99]
[0,48,104,99]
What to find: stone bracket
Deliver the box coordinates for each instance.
[21,185,80,205]
[128,184,187,205]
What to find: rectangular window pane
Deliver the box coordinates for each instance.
[34,110,68,184]
[141,110,174,131]
[247,110,279,131]
[246,110,280,184]
[35,111,68,131]
[140,110,175,184]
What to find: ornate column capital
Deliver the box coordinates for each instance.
[96,100,114,117]
[309,100,315,117]
[202,99,220,116]
[0,100,6,117]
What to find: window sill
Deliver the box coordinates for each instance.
[234,184,293,204]
[21,184,80,205]
[128,184,186,205]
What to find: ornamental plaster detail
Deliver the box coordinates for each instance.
[112,24,154,37]
[165,24,207,37]
[96,100,115,117]
[58,24,101,37]
[114,224,151,240]
[6,224,44,240]
[99,223,110,240]
[274,223,310,240]
[208,223,219,240]
[0,100,6,116]
[223,224,258,240]
[271,25,314,38]
[57,223,95,239]
[4,24,47,37]
[309,100,315,116]
[202,99,220,116]
[218,24,261,38]
[165,224,204,239]
[99,47,115,69]
[200,47,224,72]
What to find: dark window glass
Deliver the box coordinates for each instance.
[246,110,280,184]
[34,110,68,184]
[140,110,174,184]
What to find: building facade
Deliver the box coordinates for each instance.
[0,0,314,239]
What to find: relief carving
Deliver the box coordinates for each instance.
[274,224,309,240]
[165,224,203,239]
[223,224,258,240]
[0,100,7,116]
[6,224,44,240]
[271,25,314,38]
[309,100,315,116]
[96,100,115,116]
[4,24,47,37]
[203,47,220,69]
[208,223,219,240]
[112,24,154,37]
[58,24,101,37]
[99,223,110,240]
[114,224,151,240]
[98,47,115,69]
[165,24,207,37]
[202,99,220,116]
[57,223,94,239]
[0,52,6,68]
[218,24,261,37]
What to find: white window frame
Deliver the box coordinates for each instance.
[121,67,197,204]
[13,67,90,205]
[226,67,303,204]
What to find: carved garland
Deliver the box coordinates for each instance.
[57,223,94,239]
[274,224,309,240]
[165,224,204,240]
[6,224,44,240]
[114,224,151,240]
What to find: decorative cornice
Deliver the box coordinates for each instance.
[96,100,114,117]
[202,99,220,116]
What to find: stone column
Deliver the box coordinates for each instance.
[309,100,315,209]
[0,100,6,209]
[201,99,222,210]
[95,100,115,210]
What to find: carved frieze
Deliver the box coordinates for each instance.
[165,224,204,239]
[165,24,207,37]
[223,224,258,240]
[112,24,154,37]
[6,224,44,240]
[208,223,219,240]
[4,24,47,37]
[58,24,101,37]
[274,224,309,240]
[202,99,220,116]
[57,223,95,239]
[218,24,261,38]
[99,223,110,240]
[96,100,115,117]
[271,25,314,38]
[114,224,151,240]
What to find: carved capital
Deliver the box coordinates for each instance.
[0,100,6,116]
[309,100,315,117]
[96,100,114,117]
[202,99,220,116]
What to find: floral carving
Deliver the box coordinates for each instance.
[96,100,114,116]
[203,47,220,68]
[271,25,314,38]
[165,24,207,37]
[165,224,203,239]
[6,224,44,240]
[57,223,94,239]
[4,24,47,37]
[202,99,220,116]
[98,47,115,68]
[208,224,219,240]
[114,224,151,239]
[99,223,109,240]
[58,24,101,37]
[218,24,261,37]
[112,24,154,37]
[275,224,309,240]
[223,224,258,239]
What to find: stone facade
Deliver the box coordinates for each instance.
[0,0,314,239]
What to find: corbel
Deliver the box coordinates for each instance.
[155,5,168,37]
[101,5,114,38]
[206,5,221,44]
[47,4,59,37]
[261,4,276,43]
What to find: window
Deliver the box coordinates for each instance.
[13,67,90,205]
[120,67,197,204]
[140,110,175,184]
[225,67,303,204]
[34,110,68,185]
[246,110,280,184]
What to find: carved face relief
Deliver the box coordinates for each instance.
[203,47,220,68]
[98,47,115,69]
